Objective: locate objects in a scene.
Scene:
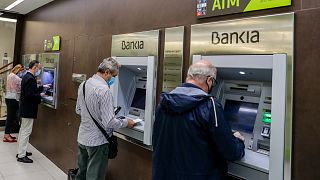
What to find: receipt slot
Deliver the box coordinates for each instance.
[193,54,287,180]
[111,56,157,145]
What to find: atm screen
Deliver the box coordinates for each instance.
[224,100,258,133]
[131,88,146,110]
[42,69,54,86]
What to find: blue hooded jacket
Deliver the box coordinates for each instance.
[152,83,245,180]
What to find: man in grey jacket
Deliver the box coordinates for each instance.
[75,57,135,180]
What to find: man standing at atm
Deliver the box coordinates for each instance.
[152,60,245,180]
[75,57,135,180]
[17,60,49,163]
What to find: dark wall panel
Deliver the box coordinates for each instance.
[19,0,320,179]
[294,8,320,179]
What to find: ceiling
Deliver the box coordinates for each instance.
[0,0,53,15]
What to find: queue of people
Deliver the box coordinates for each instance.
[3,58,245,179]
[74,58,245,180]
[2,60,50,163]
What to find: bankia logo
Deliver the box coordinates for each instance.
[196,0,207,16]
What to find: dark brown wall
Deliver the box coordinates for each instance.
[20,0,320,179]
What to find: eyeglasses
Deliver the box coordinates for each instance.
[207,76,218,87]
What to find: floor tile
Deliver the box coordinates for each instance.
[4,171,55,180]
[0,131,66,179]
[35,158,67,180]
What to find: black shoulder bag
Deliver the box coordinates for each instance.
[82,81,118,159]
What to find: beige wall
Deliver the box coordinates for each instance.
[0,20,16,67]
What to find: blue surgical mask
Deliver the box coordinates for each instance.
[107,77,116,86]
[17,72,23,78]
[35,69,41,77]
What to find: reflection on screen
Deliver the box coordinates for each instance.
[42,69,54,85]
[224,100,258,133]
[131,88,146,110]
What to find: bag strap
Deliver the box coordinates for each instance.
[210,97,218,127]
[82,81,111,140]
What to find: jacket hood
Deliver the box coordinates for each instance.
[160,84,209,114]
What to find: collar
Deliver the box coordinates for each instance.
[92,74,107,85]
[181,83,204,91]
[27,71,35,78]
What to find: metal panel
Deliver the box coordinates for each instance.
[144,56,157,145]
[269,54,287,180]
[191,13,293,180]
[163,26,184,92]
[111,30,159,57]
[39,53,59,68]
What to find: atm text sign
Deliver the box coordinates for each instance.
[196,0,291,17]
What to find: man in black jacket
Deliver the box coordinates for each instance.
[152,60,245,180]
[17,60,48,163]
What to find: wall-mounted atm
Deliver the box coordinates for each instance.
[41,67,57,107]
[193,54,287,180]
[111,56,157,146]
[39,53,59,109]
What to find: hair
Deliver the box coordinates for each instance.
[97,57,120,74]
[11,64,23,74]
[28,60,40,69]
[186,60,217,82]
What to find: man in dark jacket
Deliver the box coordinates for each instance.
[152,60,245,180]
[17,60,47,163]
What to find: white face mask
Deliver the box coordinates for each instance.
[35,69,41,77]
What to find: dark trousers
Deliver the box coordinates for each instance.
[5,98,19,134]
[76,143,109,180]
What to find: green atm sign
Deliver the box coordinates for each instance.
[196,0,291,17]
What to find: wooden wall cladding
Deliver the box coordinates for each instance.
[20,0,320,179]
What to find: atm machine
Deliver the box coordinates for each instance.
[193,54,287,180]
[41,67,58,108]
[110,56,157,146]
[39,53,59,109]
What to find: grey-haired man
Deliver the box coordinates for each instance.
[75,57,135,180]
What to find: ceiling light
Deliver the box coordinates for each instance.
[239,71,246,75]
[137,68,141,70]
[0,17,17,23]
[5,0,25,11]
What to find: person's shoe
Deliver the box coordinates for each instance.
[17,156,33,163]
[16,152,32,158]
[3,137,17,143]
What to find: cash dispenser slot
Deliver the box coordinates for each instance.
[257,139,270,155]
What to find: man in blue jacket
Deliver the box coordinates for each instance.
[152,60,245,180]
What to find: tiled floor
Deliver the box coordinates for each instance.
[0,131,67,180]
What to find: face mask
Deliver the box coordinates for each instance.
[35,69,41,77]
[208,84,213,94]
[17,72,23,78]
[206,78,214,95]
[107,77,116,86]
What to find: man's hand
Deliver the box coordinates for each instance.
[127,119,135,128]
[40,93,45,97]
[233,131,245,142]
[43,84,51,88]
